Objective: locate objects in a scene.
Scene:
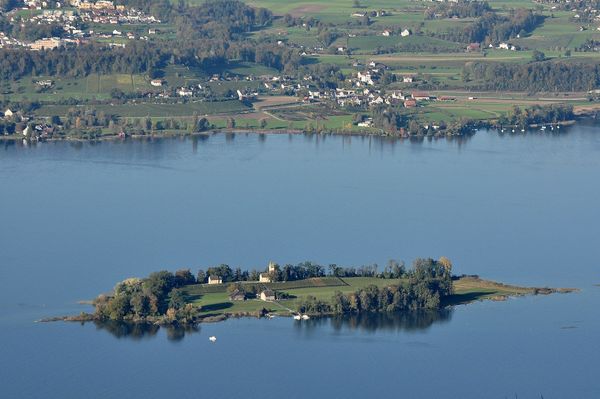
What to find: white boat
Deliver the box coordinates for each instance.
[209,336,217,342]
[293,315,301,320]
[541,126,546,130]
[521,129,525,132]
[301,315,310,320]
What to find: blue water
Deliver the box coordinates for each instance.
[1,128,599,398]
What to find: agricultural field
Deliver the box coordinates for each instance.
[180,276,542,316]
[34,100,251,118]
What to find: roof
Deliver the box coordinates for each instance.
[209,275,221,280]
[229,289,245,298]
[261,289,275,296]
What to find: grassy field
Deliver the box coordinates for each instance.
[35,100,251,118]
[182,276,543,316]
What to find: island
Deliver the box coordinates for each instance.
[47,257,577,326]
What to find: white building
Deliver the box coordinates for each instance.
[208,275,222,285]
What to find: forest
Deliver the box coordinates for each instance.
[462,60,600,91]
[0,0,301,80]
[438,9,544,44]
[297,258,454,315]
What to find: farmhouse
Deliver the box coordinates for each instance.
[208,275,223,285]
[401,29,411,37]
[466,43,480,52]
[229,289,246,301]
[260,289,276,301]
[150,79,163,87]
[259,273,271,283]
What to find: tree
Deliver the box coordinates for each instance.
[197,269,206,283]
[259,118,267,129]
[174,269,196,286]
[197,117,210,132]
[532,50,546,62]
[168,288,187,310]
[438,256,453,274]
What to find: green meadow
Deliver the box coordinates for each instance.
[180,276,539,316]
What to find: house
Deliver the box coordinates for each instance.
[178,87,193,97]
[402,76,413,83]
[4,109,13,118]
[357,118,373,127]
[400,29,411,37]
[412,92,430,101]
[259,273,271,283]
[389,90,404,100]
[260,289,276,301]
[30,37,64,51]
[229,289,246,301]
[208,275,222,285]
[150,79,163,87]
[382,30,391,37]
[369,96,385,105]
[357,71,374,85]
[466,43,480,52]
[498,42,510,50]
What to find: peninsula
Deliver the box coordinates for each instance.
[48,258,577,325]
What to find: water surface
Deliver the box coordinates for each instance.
[1,128,599,398]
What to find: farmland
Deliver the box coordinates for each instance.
[3,0,600,139]
[180,276,554,317]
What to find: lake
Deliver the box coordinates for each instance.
[1,127,599,398]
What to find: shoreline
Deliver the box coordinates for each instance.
[1,115,592,144]
[38,277,579,326]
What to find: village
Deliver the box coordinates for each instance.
[0,0,161,50]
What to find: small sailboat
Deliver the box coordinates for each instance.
[293,314,301,320]
[301,314,310,320]
[209,336,217,342]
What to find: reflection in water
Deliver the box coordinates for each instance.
[91,320,200,342]
[89,310,451,341]
[294,309,453,335]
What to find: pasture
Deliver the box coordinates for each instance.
[181,276,539,316]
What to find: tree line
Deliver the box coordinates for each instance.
[425,1,491,20]
[462,60,600,91]
[297,257,454,315]
[498,104,574,126]
[437,9,544,44]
